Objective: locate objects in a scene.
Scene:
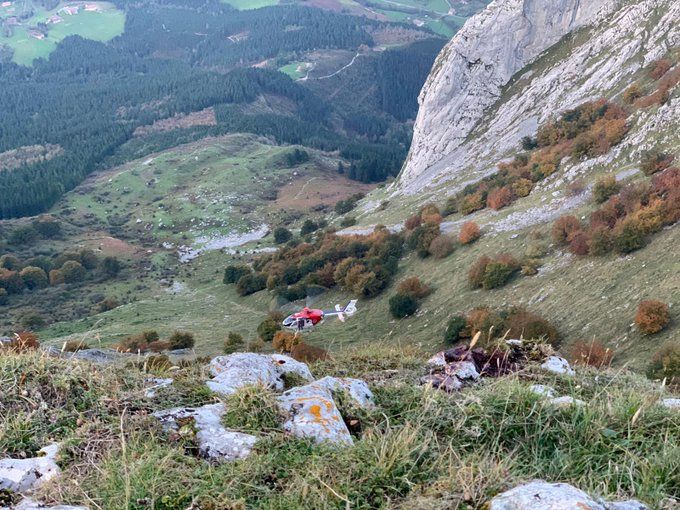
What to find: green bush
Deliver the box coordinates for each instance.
[273,227,292,244]
[300,220,318,236]
[168,331,195,350]
[257,313,282,343]
[593,175,620,204]
[614,218,647,253]
[482,262,515,290]
[444,315,466,344]
[19,266,48,290]
[389,293,418,319]
[235,272,267,296]
[647,342,679,386]
[101,256,121,277]
[224,332,244,354]
[61,261,86,283]
[223,264,251,284]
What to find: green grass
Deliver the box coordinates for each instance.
[220,0,278,9]
[2,346,673,509]
[279,61,307,79]
[1,2,124,66]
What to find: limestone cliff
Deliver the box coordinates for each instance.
[396,0,679,195]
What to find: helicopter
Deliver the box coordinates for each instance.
[282,300,358,332]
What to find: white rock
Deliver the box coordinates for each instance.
[541,356,575,376]
[144,377,173,398]
[603,501,648,510]
[207,353,313,396]
[153,404,257,462]
[445,361,480,380]
[0,444,61,493]
[489,480,604,509]
[660,398,680,410]
[277,382,353,445]
[11,498,89,510]
[426,351,446,367]
[530,384,556,398]
[314,376,375,408]
[549,396,586,409]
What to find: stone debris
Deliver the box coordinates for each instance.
[144,377,174,398]
[488,480,648,509]
[0,444,61,493]
[7,498,89,510]
[277,382,353,445]
[541,356,575,376]
[207,353,313,396]
[529,384,556,398]
[153,404,257,462]
[549,396,586,409]
[660,398,680,410]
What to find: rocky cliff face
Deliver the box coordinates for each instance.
[396,0,679,195]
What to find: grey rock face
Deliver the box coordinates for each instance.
[9,498,89,510]
[488,480,648,509]
[207,353,314,396]
[153,404,257,462]
[277,382,354,445]
[660,398,680,410]
[314,376,375,408]
[529,384,556,398]
[541,356,575,376]
[0,444,61,493]
[144,377,174,398]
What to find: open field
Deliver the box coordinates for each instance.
[221,0,278,9]
[0,1,124,65]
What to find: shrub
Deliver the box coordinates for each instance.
[224,332,244,354]
[640,151,674,176]
[145,354,171,371]
[442,197,457,217]
[420,204,442,225]
[291,341,328,363]
[148,340,170,353]
[408,223,440,258]
[0,254,21,270]
[32,216,61,238]
[459,192,485,215]
[168,331,195,350]
[272,331,300,353]
[20,311,46,330]
[273,227,292,244]
[236,272,267,296]
[0,268,24,294]
[247,337,265,353]
[62,340,89,352]
[487,186,514,210]
[589,227,613,256]
[635,300,670,335]
[404,214,421,231]
[49,269,65,286]
[0,288,7,305]
[223,264,251,284]
[117,335,148,353]
[444,315,466,344]
[647,342,680,386]
[649,58,671,80]
[551,215,582,245]
[19,266,49,290]
[428,235,454,259]
[61,261,86,283]
[257,313,283,343]
[8,225,38,245]
[482,261,515,290]
[593,175,620,204]
[505,309,559,345]
[468,256,491,288]
[568,232,590,256]
[623,84,643,104]
[571,340,613,368]
[340,216,356,227]
[465,307,504,338]
[300,220,319,236]
[521,259,540,276]
[458,221,481,245]
[389,293,418,319]
[613,217,647,253]
[79,249,98,270]
[101,256,121,277]
[222,385,283,433]
[141,331,160,343]
[96,297,120,313]
[512,178,533,198]
[0,331,39,352]
[396,277,431,299]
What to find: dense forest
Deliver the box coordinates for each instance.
[0,0,444,218]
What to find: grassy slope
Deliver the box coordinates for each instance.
[1,2,124,66]
[1,348,676,509]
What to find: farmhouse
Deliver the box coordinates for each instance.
[1,2,12,7]
[61,5,79,15]
[48,14,63,23]
[84,3,100,11]
[28,29,45,39]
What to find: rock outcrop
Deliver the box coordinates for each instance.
[396,0,679,195]
[0,444,61,493]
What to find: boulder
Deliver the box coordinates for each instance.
[314,376,375,408]
[660,398,680,410]
[207,353,313,396]
[541,356,575,376]
[277,382,353,445]
[153,403,257,462]
[446,361,479,381]
[488,480,648,509]
[420,373,463,393]
[0,444,61,493]
[426,351,446,367]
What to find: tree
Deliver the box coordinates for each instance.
[61,261,86,283]
[0,254,21,270]
[223,264,251,284]
[273,227,293,244]
[101,256,122,277]
[20,266,49,290]
[389,293,418,319]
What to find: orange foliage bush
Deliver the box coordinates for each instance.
[272,330,300,353]
[291,341,328,363]
[487,186,514,210]
[397,276,432,299]
[551,215,582,245]
[404,214,421,230]
[571,340,613,368]
[635,300,670,335]
[428,234,454,259]
[467,256,491,289]
[1,331,40,352]
[649,58,671,80]
[458,221,481,244]
[568,232,590,256]
[420,204,442,225]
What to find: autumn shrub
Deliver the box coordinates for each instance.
[593,175,620,204]
[571,340,613,368]
[428,234,454,259]
[613,217,647,253]
[459,191,486,215]
[469,253,519,290]
[148,340,170,353]
[505,309,559,345]
[468,256,491,289]
[647,342,680,386]
[168,331,195,350]
[0,331,40,353]
[521,259,540,276]
[635,300,670,335]
[396,277,431,299]
[640,151,674,176]
[465,307,504,339]
[408,223,440,258]
[568,232,590,256]
[444,315,466,344]
[117,334,149,353]
[61,261,86,283]
[649,58,671,80]
[49,269,65,286]
[486,186,514,210]
[404,214,421,230]
[223,264,251,284]
[291,342,329,363]
[623,84,643,104]
[389,293,418,319]
[62,340,89,352]
[0,268,24,294]
[420,204,442,225]
[96,297,120,313]
[551,215,582,245]
[0,254,21,270]
[588,227,613,256]
[272,331,300,353]
[458,221,481,245]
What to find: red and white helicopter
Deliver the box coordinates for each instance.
[282,300,358,332]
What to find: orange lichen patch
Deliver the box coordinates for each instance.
[309,404,322,420]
